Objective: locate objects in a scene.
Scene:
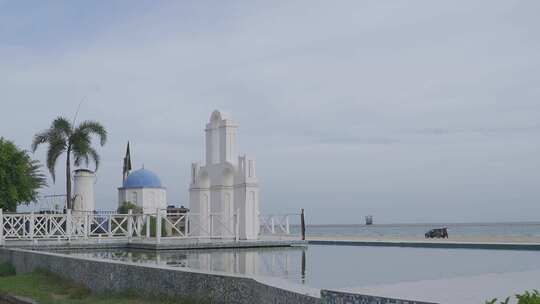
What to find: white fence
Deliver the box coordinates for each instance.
[259,214,292,235]
[0,209,297,244]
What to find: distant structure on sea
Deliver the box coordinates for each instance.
[189,110,260,240]
[365,215,373,225]
[117,142,167,213]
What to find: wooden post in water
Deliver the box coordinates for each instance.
[300,208,306,241]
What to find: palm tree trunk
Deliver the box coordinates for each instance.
[66,147,72,210]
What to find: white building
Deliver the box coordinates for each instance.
[189,110,260,240]
[72,169,96,212]
[118,167,167,214]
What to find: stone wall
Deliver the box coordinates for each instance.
[0,248,319,304]
[321,290,438,304]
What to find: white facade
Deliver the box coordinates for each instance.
[118,168,167,214]
[118,187,167,214]
[73,169,95,212]
[189,110,260,240]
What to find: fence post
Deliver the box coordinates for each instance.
[270,216,275,234]
[300,209,305,241]
[209,214,213,238]
[0,209,4,245]
[29,212,35,240]
[235,209,240,242]
[127,209,133,243]
[156,208,161,244]
[186,214,190,237]
[66,209,72,241]
[108,214,113,238]
[146,214,150,239]
[84,212,89,239]
[285,215,290,234]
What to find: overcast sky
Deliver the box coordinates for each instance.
[1,1,539,224]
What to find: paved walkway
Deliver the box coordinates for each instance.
[308,235,540,250]
[340,269,540,304]
[308,235,540,244]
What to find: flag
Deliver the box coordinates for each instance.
[123,141,132,182]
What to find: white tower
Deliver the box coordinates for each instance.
[189,110,260,240]
[73,169,96,212]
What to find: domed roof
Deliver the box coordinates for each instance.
[123,168,162,188]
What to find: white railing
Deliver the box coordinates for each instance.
[0,209,298,244]
[259,214,293,236]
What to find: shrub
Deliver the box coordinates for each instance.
[117,201,142,214]
[142,216,168,237]
[486,290,540,304]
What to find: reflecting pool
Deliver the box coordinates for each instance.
[61,245,540,289]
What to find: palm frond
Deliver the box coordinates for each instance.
[52,116,73,137]
[31,130,50,152]
[45,135,66,182]
[75,120,107,146]
[70,130,91,167]
[88,147,100,171]
[28,159,47,189]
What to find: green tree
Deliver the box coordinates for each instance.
[31,117,107,210]
[0,138,46,211]
[117,201,142,214]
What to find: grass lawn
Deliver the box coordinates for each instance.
[0,264,201,304]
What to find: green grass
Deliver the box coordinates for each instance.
[0,262,15,277]
[0,265,202,304]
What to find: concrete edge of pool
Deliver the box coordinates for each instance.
[0,246,438,304]
[1,238,308,251]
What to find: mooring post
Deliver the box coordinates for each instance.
[300,208,305,241]
[156,208,161,244]
[127,209,133,243]
[0,209,4,245]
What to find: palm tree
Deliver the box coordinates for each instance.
[31,117,107,210]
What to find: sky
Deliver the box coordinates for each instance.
[1,1,539,224]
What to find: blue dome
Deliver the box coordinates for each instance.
[123,168,162,188]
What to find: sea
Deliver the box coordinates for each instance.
[296,222,540,238]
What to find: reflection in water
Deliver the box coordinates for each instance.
[69,246,307,283]
[301,250,306,284]
[61,245,540,289]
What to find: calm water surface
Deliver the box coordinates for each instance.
[64,245,540,289]
[296,222,540,237]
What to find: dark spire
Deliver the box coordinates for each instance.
[122,141,132,182]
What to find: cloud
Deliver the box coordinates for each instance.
[1,0,540,223]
